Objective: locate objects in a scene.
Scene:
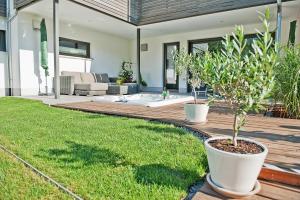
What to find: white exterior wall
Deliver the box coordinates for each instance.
[133,18,299,93]
[0,16,7,96]
[17,12,131,96]
[12,7,300,96]
[296,14,300,45]
[0,52,8,96]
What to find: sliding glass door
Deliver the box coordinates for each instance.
[187,34,262,92]
[163,42,179,90]
[187,38,222,92]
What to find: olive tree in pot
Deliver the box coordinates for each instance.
[202,9,278,196]
[173,49,209,123]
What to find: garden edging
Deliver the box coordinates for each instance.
[0,144,83,200]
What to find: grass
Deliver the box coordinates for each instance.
[0,97,207,200]
[0,150,70,200]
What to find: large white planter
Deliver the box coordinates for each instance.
[205,136,268,193]
[184,103,209,123]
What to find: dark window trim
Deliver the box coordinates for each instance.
[59,37,90,58]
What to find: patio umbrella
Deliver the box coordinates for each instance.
[40,18,49,94]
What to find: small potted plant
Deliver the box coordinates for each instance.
[174,49,209,123]
[161,87,169,100]
[202,9,278,196]
[117,61,134,84]
[139,73,148,91]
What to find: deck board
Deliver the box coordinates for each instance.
[55,101,300,171]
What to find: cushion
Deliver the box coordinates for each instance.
[75,90,106,96]
[94,73,109,83]
[74,83,108,91]
[109,77,118,83]
[80,73,95,83]
[61,71,82,84]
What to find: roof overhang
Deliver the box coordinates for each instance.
[19,0,300,39]
[15,0,295,27]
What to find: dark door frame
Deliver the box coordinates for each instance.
[163,42,180,90]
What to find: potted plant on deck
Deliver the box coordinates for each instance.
[174,49,209,123]
[202,9,278,197]
[117,61,147,93]
[117,61,134,85]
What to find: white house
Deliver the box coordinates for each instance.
[0,0,300,96]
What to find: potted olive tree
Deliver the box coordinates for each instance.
[174,49,209,123]
[202,9,278,196]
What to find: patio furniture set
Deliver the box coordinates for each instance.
[59,71,138,96]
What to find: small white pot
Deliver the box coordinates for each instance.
[184,103,209,123]
[205,136,268,193]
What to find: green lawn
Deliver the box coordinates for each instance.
[0,150,69,200]
[0,97,207,200]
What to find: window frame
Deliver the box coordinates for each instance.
[0,30,6,52]
[59,37,90,58]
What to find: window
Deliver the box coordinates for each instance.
[189,33,275,56]
[59,37,90,58]
[187,33,274,92]
[0,30,6,52]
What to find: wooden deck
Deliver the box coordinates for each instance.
[192,179,300,200]
[55,101,300,172]
[55,101,300,199]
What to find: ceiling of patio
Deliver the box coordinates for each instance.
[22,0,300,39]
[140,0,300,38]
[21,0,137,39]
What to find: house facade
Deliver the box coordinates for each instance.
[0,0,299,96]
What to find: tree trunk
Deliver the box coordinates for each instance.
[233,113,238,146]
[192,87,197,104]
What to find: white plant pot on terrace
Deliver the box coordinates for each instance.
[184,103,209,123]
[205,136,268,194]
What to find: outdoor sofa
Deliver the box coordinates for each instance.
[59,71,138,96]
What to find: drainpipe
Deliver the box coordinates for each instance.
[137,28,141,92]
[275,0,282,44]
[6,0,18,96]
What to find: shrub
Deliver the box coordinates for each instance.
[273,45,300,118]
[173,49,205,104]
[201,9,278,146]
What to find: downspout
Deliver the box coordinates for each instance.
[137,28,141,91]
[275,0,282,44]
[6,0,18,96]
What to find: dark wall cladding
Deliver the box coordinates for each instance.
[0,0,6,17]
[14,0,36,9]
[14,0,289,25]
[71,0,138,23]
[138,0,280,25]
[14,0,141,24]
